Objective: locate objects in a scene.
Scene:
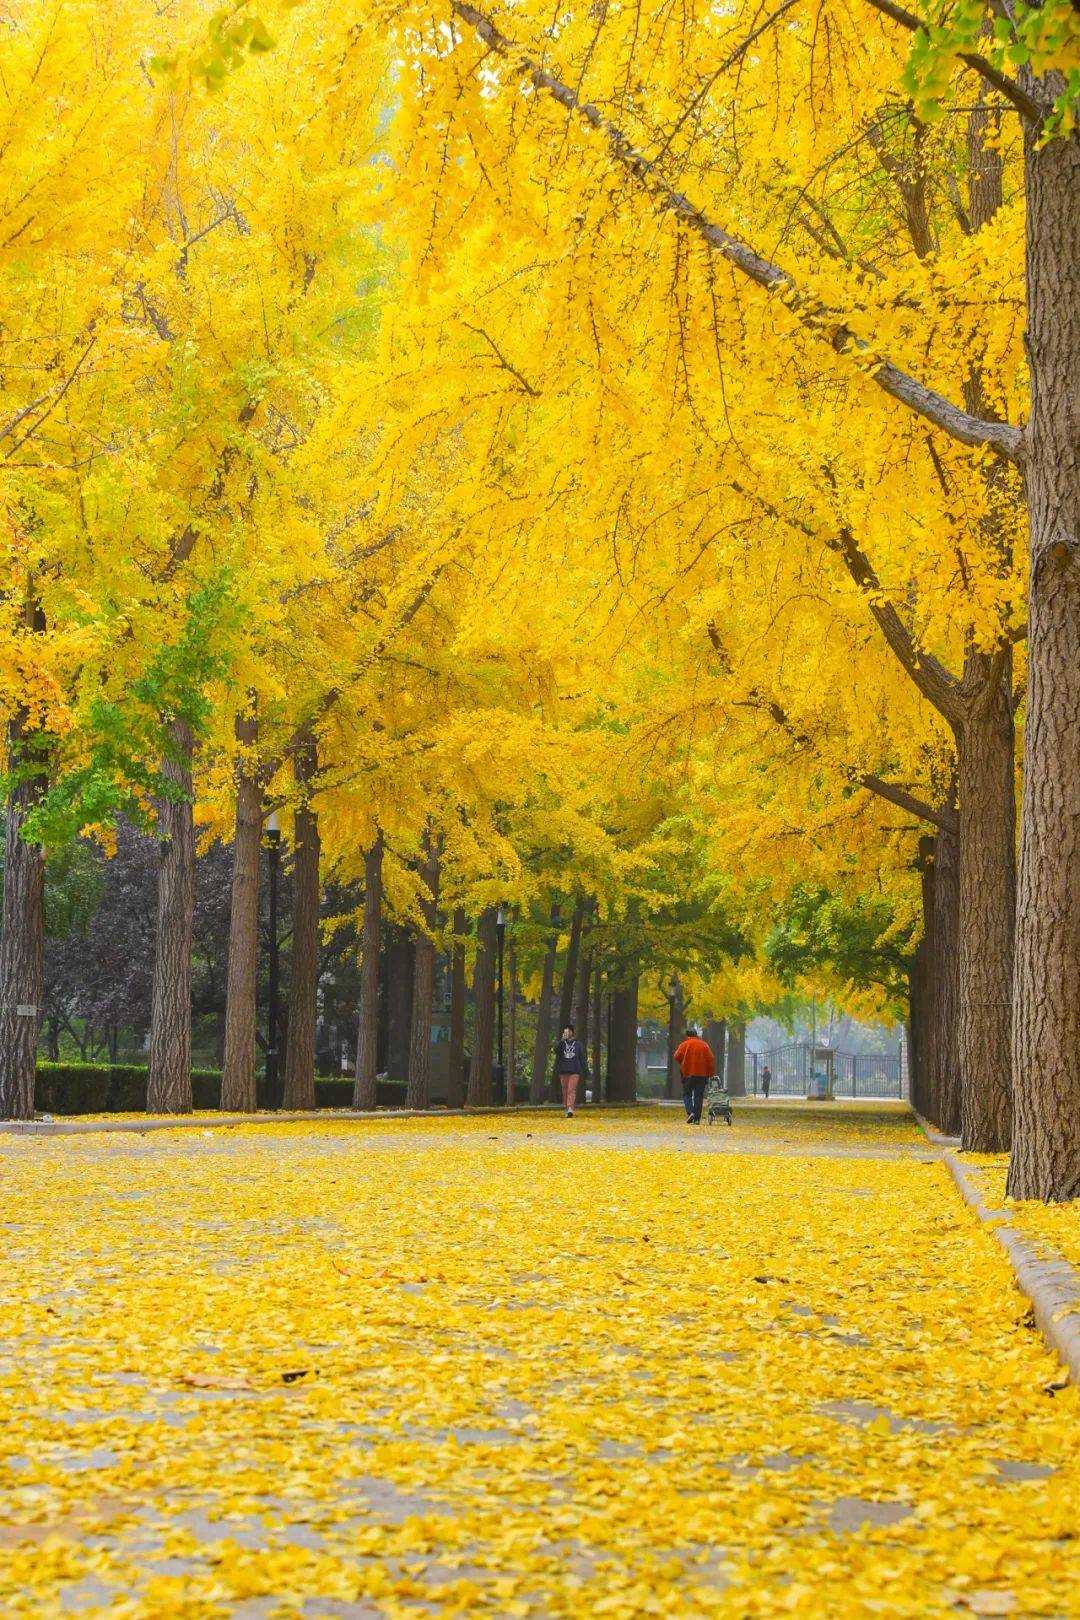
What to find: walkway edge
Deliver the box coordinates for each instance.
[0,1102,636,1138]
[916,1113,1080,1386]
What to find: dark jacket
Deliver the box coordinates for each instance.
[554,1037,587,1075]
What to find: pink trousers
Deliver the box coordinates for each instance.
[560,1073,580,1111]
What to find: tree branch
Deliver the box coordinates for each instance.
[861,0,1044,125]
[448,1,1025,465]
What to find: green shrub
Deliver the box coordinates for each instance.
[34,1063,407,1115]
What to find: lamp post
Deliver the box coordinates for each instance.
[495,905,506,1102]
[265,810,281,1110]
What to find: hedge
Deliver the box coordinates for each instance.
[34,1064,407,1115]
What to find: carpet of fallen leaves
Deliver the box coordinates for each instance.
[963,1155,1080,1291]
[0,1104,1077,1618]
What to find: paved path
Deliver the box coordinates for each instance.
[0,1104,1076,1617]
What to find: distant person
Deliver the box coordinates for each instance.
[761,1065,772,1099]
[554,1024,587,1118]
[674,1026,715,1125]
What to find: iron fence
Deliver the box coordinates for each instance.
[749,1043,901,1099]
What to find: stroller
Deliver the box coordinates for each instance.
[705,1075,733,1126]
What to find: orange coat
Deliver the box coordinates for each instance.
[674,1036,715,1079]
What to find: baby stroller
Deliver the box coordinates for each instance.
[706,1075,733,1126]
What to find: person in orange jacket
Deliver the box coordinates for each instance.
[673,1027,716,1124]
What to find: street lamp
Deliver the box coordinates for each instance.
[265,809,282,1111]
[495,905,506,1103]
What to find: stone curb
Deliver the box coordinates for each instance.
[915,1112,1080,1385]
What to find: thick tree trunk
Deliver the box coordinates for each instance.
[590,961,603,1102]
[407,839,441,1110]
[147,719,195,1114]
[0,714,47,1120]
[353,835,383,1110]
[573,945,591,1100]
[283,736,320,1112]
[955,677,1015,1153]
[506,935,518,1105]
[468,905,497,1106]
[707,1020,727,1085]
[665,975,685,1100]
[384,924,415,1083]
[446,906,467,1108]
[607,981,638,1102]
[1008,115,1080,1201]
[909,948,927,1120]
[917,836,940,1127]
[933,823,962,1137]
[558,897,585,1030]
[726,1019,747,1096]
[220,713,263,1112]
[529,905,559,1103]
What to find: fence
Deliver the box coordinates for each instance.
[749,1043,901,1099]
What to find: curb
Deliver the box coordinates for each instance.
[914,1113,1080,1385]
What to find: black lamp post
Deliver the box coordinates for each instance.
[265,810,281,1110]
[495,904,506,1102]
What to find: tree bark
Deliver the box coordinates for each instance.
[933,824,962,1136]
[573,944,591,1100]
[955,673,1016,1153]
[468,905,497,1106]
[446,905,467,1108]
[220,712,263,1112]
[607,981,639,1102]
[0,713,47,1120]
[590,961,603,1102]
[147,719,195,1114]
[529,905,559,1103]
[385,924,415,1083]
[353,834,383,1110]
[1009,111,1080,1201]
[283,734,320,1112]
[407,837,441,1110]
[707,1020,727,1086]
[665,975,685,1099]
[917,836,940,1127]
[506,934,518,1105]
[726,1019,747,1096]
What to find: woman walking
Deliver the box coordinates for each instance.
[555,1024,587,1118]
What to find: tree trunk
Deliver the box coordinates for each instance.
[665,975,685,1100]
[385,924,415,1084]
[283,735,320,1112]
[909,947,927,1120]
[707,1020,727,1085]
[353,834,383,1110]
[407,838,441,1110]
[917,836,940,1127]
[726,1019,747,1095]
[590,961,603,1103]
[956,678,1015,1153]
[574,945,591,1100]
[529,905,559,1103]
[934,820,962,1137]
[1009,113,1080,1202]
[0,714,47,1120]
[220,712,262,1112]
[468,905,497,1106]
[506,935,518,1105]
[147,719,195,1114]
[607,981,638,1102]
[446,906,467,1108]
